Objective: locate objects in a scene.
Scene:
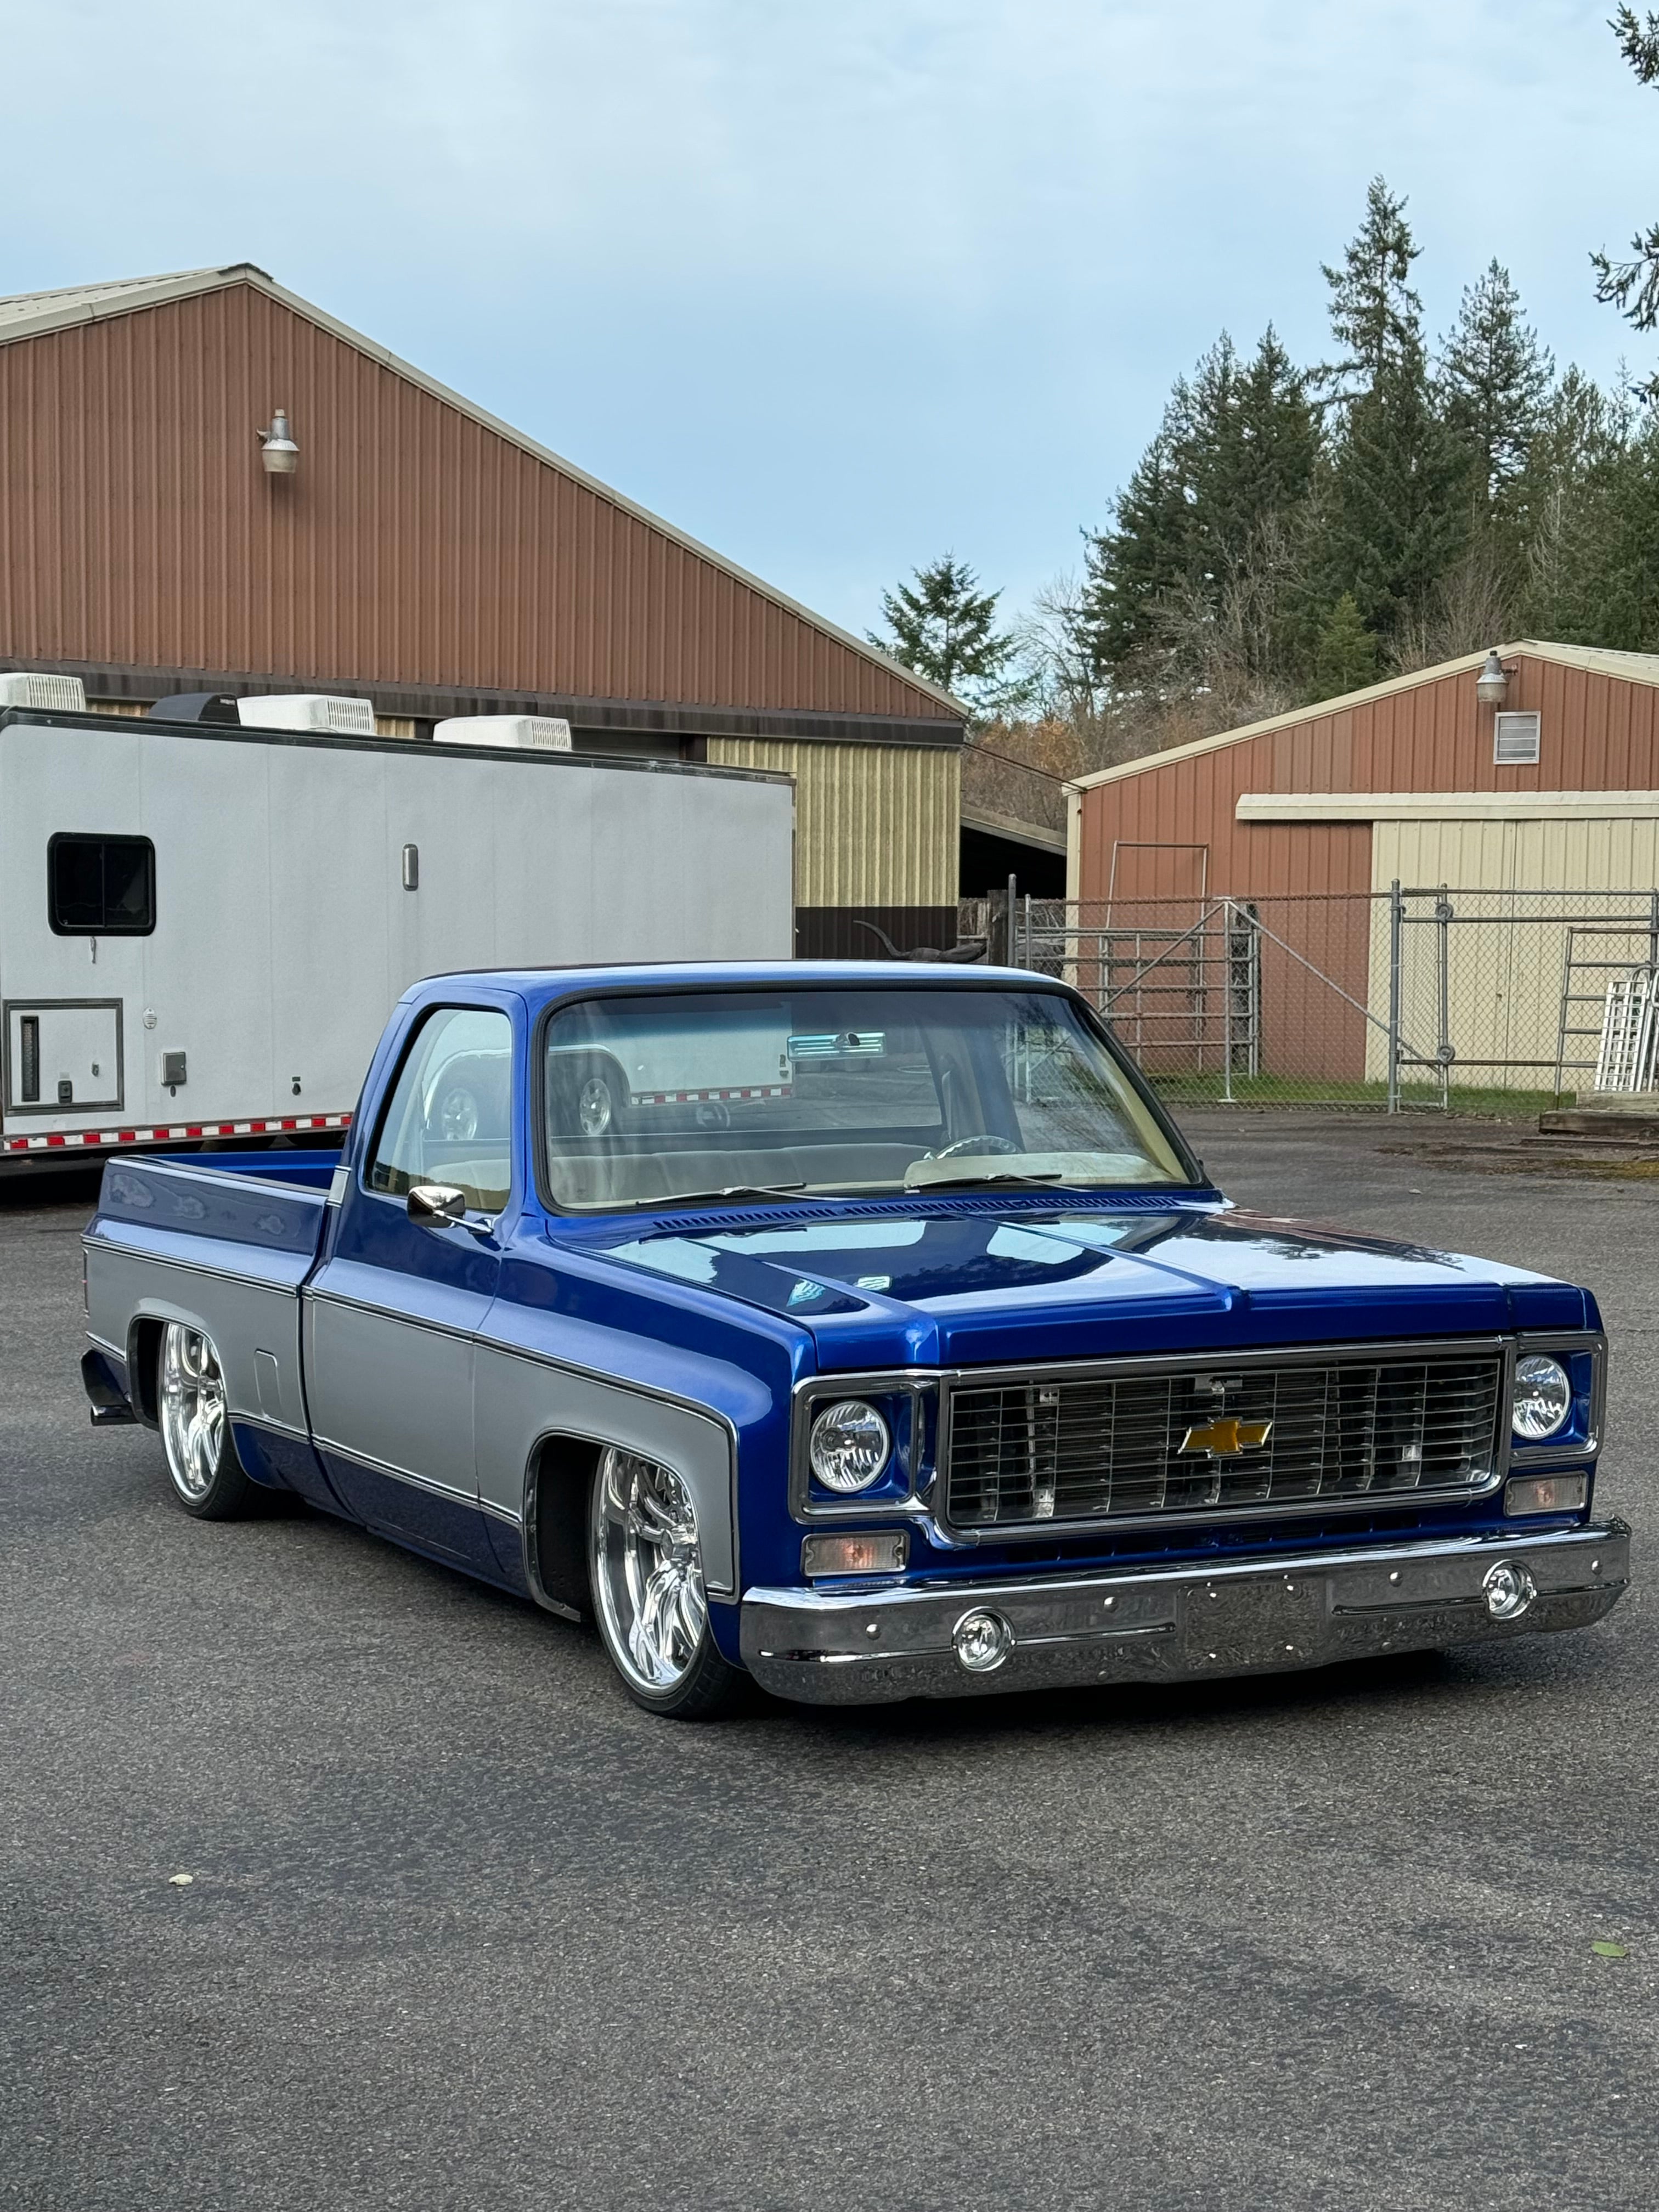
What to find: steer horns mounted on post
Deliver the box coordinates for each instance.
[851,918,987,964]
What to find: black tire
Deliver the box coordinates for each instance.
[588,1446,746,1719]
[156,1322,258,1520]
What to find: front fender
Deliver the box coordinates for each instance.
[473,1337,748,1599]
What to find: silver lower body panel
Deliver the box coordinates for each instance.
[740,1522,1630,1706]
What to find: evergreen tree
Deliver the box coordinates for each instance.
[1074,424,1193,676]
[1316,181,1468,641]
[1319,334,1469,636]
[1522,370,1659,648]
[1439,261,1555,505]
[870,556,1019,704]
[1318,177,1424,405]
[1592,8,1659,393]
[1074,329,1316,681]
[1311,592,1380,696]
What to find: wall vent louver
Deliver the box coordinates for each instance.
[1494,710,1541,765]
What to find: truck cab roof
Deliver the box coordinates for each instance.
[404,960,1049,1013]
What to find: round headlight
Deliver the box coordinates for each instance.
[1513,1353,1571,1442]
[809,1400,891,1493]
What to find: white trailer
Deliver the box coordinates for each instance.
[0,701,794,1170]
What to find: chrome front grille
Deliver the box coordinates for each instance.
[942,1349,1505,1530]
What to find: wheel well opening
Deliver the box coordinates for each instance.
[129,1317,163,1427]
[527,1434,600,1619]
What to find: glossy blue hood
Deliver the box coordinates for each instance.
[593,1202,1593,1371]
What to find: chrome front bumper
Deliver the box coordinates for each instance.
[740,1522,1630,1706]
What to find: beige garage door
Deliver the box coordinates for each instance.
[1365,812,1659,1087]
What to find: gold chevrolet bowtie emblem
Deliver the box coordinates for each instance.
[1180,1416,1273,1456]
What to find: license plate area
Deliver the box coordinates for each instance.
[1183,1572,1329,1671]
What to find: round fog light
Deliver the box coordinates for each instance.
[953,1607,1014,1674]
[1483,1560,1537,1621]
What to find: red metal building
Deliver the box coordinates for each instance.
[1067,644,1659,1090]
[0,263,966,953]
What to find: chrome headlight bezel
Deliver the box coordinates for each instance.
[1505,1334,1604,1461]
[791,1373,937,1521]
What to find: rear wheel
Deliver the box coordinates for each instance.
[157,1323,257,1520]
[589,1446,744,1718]
[572,1057,630,1137]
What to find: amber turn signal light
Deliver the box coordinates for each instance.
[801,1531,908,1578]
[1504,1473,1588,1517]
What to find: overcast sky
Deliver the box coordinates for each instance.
[2,1,1655,637]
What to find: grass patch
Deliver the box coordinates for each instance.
[1151,1071,1571,1121]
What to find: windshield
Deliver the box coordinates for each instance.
[540,986,1193,1210]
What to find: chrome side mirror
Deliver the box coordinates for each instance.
[407,1182,467,1227]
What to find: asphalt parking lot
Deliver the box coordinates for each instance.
[3,1119,1656,2212]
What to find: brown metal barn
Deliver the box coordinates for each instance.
[1065,645,1659,1095]
[0,264,967,955]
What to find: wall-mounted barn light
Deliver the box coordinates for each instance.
[257,408,299,475]
[1475,648,1510,708]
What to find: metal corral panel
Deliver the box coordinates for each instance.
[707,737,960,907]
[0,279,952,727]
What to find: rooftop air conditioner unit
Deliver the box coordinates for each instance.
[433,715,573,752]
[0,672,87,711]
[237,693,377,736]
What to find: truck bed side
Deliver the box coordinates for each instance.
[84,1154,334,1465]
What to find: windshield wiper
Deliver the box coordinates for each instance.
[903,1170,1066,1192]
[620,1182,823,1211]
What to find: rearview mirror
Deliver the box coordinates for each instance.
[407,1182,467,1226]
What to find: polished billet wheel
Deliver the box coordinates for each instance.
[578,1070,617,1136]
[435,1082,480,1141]
[157,1322,255,1519]
[589,1446,742,1718]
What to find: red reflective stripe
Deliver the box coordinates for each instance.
[2,1109,354,1155]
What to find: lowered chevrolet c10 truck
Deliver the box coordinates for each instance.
[81,961,1629,1718]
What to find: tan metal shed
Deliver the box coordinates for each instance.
[1066,646,1659,1094]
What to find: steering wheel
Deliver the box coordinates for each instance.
[928,1134,1022,1160]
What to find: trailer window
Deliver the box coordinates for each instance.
[48,835,156,935]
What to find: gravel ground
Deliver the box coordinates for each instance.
[2,1124,1655,2211]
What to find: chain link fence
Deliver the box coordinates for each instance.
[962,886,1659,1116]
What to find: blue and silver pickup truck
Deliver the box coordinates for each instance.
[81,962,1628,1718]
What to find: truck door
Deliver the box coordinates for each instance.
[304,1004,514,1578]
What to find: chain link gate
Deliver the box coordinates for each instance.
[1387,885,1659,1110]
[980,888,1659,1114]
